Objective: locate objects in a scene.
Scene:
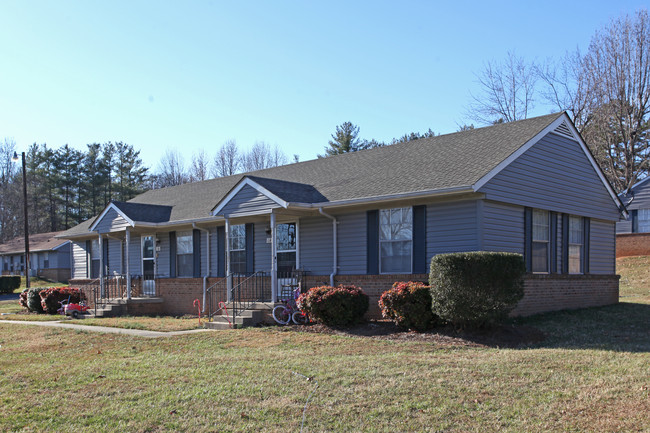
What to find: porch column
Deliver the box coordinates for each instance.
[270,212,277,303]
[98,234,104,295]
[125,228,131,299]
[225,218,232,303]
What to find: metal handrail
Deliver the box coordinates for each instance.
[231,271,268,327]
[206,276,228,322]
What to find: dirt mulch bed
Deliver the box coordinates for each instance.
[275,320,546,348]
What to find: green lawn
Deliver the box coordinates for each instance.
[0,262,648,431]
[11,276,67,293]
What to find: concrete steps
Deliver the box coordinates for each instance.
[204,302,278,329]
[89,297,164,317]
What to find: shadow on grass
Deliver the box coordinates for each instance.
[514,301,650,353]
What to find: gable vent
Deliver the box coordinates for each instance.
[553,120,574,139]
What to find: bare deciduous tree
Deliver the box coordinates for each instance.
[212,139,241,178]
[579,9,650,191]
[155,149,189,188]
[189,149,210,182]
[241,141,288,172]
[467,51,537,124]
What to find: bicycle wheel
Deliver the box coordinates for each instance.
[292,311,308,325]
[272,305,291,325]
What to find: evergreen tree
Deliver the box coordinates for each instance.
[321,122,362,156]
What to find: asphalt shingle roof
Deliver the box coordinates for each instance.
[0,231,69,255]
[61,112,563,237]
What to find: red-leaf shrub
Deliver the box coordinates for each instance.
[19,289,28,309]
[297,285,369,326]
[39,287,82,314]
[379,281,439,332]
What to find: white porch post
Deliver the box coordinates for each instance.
[98,234,104,295]
[225,218,232,303]
[125,228,131,299]
[270,212,277,303]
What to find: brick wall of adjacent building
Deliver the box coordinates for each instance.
[616,233,650,258]
[38,268,70,283]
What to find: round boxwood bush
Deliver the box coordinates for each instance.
[429,251,525,328]
[379,281,440,332]
[297,285,369,326]
[23,287,47,313]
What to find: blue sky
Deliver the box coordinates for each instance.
[0,1,646,169]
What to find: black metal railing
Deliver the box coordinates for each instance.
[206,276,228,322]
[231,271,269,327]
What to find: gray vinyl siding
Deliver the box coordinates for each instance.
[95,208,130,233]
[254,223,272,272]
[479,132,620,221]
[128,236,141,276]
[71,241,88,279]
[590,219,616,274]
[220,184,280,217]
[157,234,170,278]
[300,216,334,276]
[620,179,650,211]
[337,212,366,275]
[482,201,524,254]
[427,200,479,261]
[210,227,220,277]
[107,239,123,275]
[56,243,70,268]
[616,220,632,233]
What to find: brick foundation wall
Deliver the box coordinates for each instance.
[38,268,70,283]
[512,274,619,316]
[616,233,650,258]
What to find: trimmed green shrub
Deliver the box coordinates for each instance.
[0,275,21,294]
[39,287,81,314]
[297,285,369,326]
[429,251,525,328]
[379,281,440,332]
[22,288,46,313]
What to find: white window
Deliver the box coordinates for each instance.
[379,207,412,273]
[638,209,650,232]
[91,238,101,278]
[229,224,246,274]
[176,231,193,277]
[532,209,550,273]
[568,216,583,274]
[43,252,49,269]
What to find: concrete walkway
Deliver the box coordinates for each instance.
[0,320,213,338]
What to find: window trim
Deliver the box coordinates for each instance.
[229,224,247,275]
[378,207,413,274]
[531,209,551,274]
[175,230,194,278]
[568,215,584,275]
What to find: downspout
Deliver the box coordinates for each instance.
[318,208,338,286]
[193,223,210,313]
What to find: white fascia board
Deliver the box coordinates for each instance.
[472,113,626,218]
[210,177,288,216]
[89,202,136,231]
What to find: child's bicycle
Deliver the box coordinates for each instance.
[273,286,309,325]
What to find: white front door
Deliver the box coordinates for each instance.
[141,235,156,296]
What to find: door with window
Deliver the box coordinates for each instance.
[276,222,298,299]
[142,235,156,295]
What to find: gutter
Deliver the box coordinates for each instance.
[318,208,337,286]
[193,223,210,314]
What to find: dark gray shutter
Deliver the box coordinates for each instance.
[412,205,427,274]
[169,231,177,278]
[245,223,254,274]
[524,208,532,272]
[367,210,379,274]
[85,240,91,278]
[550,212,557,273]
[217,226,226,277]
[561,214,569,274]
[193,229,201,278]
[632,209,638,232]
[583,218,590,274]
[103,239,109,275]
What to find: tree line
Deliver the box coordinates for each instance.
[0,140,148,243]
